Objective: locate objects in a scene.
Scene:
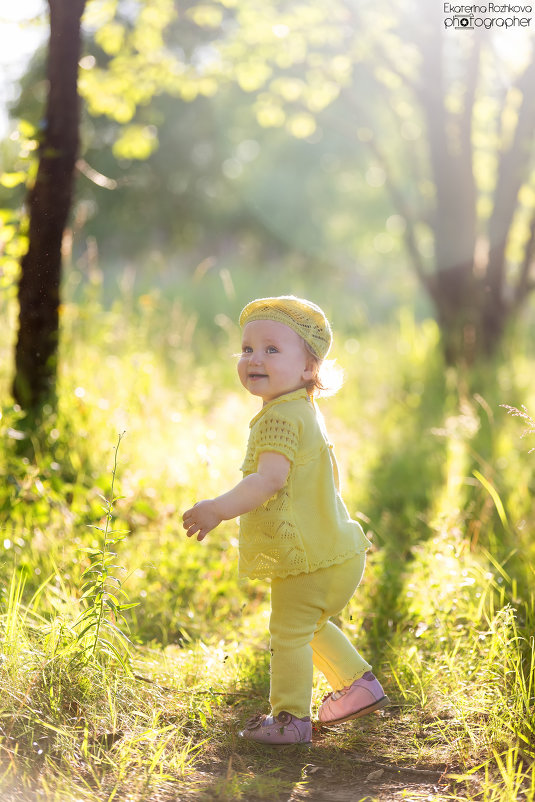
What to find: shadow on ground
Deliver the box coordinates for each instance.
[190,717,448,801]
[361,356,451,665]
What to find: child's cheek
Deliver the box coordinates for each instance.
[237,358,248,384]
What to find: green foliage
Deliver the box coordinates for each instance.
[3,0,535,378]
[111,123,158,160]
[3,0,413,287]
[0,121,36,293]
[1,274,535,799]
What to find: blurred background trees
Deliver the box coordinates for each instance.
[2,0,535,412]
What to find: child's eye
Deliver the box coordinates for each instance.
[266,346,279,354]
[242,346,253,354]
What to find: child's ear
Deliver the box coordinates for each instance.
[302,356,317,382]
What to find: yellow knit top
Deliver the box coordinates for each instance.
[238,388,371,580]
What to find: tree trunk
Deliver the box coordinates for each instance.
[12,0,85,411]
[416,5,481,365]
[481,57,535,358]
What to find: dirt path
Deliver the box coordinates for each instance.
[184,720,453,802]
[188,752,448,802]
[0,703,459,801]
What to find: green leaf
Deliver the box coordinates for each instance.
[80,589,99,601]
[97,637,133,671]
[95,21,125,56]
[112,125,159,161]
[81,579,102,591]
[100,620,132,644]
[19,119,37,138]
[76,621,98,640]
[104,596,119,611]
[74,607,98,625]
[473,470,509,530]
[81,568,105,579]
[0,172,27,188]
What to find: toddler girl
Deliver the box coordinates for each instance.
[182,296,389,744]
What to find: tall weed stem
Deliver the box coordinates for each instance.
[74,432,138,669]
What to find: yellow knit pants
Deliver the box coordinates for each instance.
[269,553,372,719]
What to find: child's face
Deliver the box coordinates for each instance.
[238,319,314,403]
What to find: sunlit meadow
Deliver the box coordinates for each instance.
[1,264,535,801]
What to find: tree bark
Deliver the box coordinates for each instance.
[482,57,535,353]
[415,7,481,364]
[13,0,85,411]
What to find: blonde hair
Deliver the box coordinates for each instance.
[304,342,344,398]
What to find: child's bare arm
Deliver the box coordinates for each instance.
[182,451,290,541]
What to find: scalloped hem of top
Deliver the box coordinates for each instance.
[238,548,368,582]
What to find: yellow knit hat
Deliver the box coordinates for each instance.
[239,296,332,359]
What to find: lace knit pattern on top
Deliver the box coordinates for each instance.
[238,388,371,581]
[239,414,309,578]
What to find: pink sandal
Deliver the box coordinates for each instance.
[239,711,312,744]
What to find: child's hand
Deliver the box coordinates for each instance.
[182,500,223,541]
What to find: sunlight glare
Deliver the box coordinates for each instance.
[0,0,47,134]
[492,28,534,70]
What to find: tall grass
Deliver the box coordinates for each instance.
[1,268,534,800]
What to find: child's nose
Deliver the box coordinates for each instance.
[250,350,263,364]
